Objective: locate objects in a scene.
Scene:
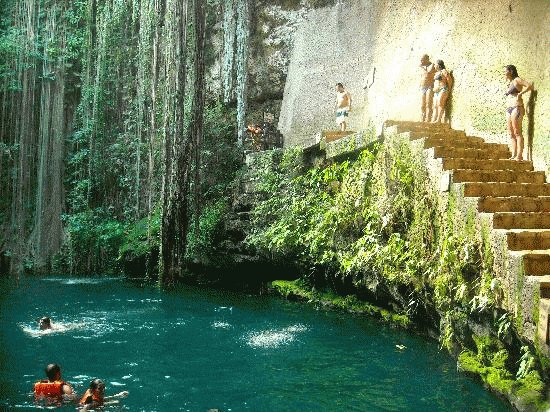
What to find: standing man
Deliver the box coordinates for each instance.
[419,54,436,122]
[335,83,352,132]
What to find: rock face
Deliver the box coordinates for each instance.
[278,0,549,173]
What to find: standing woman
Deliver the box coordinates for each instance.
[432,60,453,123]
[504,65,532,161]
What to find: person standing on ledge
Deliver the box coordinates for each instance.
[335,83,352,131]
[431,59,453,123]
[419,54,436,122]
[504,64,532,161]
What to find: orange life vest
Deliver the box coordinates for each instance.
[33,380,66,398]
[79,389,103,406]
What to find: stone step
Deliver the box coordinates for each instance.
[453,169,546,184]
[507,230,550,251]
[478,197,550,212]
[539,298,550,346]
[384,120,451,129]
[514,252,550,276]
[434,146,510,160]
[540,276,550,298]
[443,158,534,171]
[464,182,550,197]
[421,137,489,149]
[322,130,355,143]
[402,129,467,139]
[395,126,459,135]
[493,212,550,229]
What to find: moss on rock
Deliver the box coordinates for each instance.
[271,279,411,327]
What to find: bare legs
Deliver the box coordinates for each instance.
[432,90,448,123]
[507,108,524,161]
[340,121,347,132]
[421,90,433,122]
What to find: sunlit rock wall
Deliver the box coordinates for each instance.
[279,0,549,172]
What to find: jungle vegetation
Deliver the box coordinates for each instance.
[0,0,253,283]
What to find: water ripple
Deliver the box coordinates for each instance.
[245,324,308,349]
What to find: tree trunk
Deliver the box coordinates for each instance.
[192,0,206,235]
[235,0,249,146]
[159,0,190,286]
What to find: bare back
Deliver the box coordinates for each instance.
[420,63,435,88]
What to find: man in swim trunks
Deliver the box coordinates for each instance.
[419,54,436,122]
[335,83,352,131]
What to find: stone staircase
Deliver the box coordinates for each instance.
[384,120,550,351]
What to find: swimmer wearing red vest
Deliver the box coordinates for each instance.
[79,378,128,411]
[33,363,75,403]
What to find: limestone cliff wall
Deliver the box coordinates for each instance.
[279,0,549,172]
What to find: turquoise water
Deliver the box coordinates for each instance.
[0,276,508,411]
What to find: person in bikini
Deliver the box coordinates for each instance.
[504,64,532,161]
[335,83,352,131]
[432,60,453,123]
[419,54,436,122]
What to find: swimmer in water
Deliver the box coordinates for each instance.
[34,363,76,404]
[79,378,128,411]
[38,317,52,330]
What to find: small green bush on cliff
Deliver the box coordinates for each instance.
[186,198,230,266]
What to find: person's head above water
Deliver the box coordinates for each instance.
[435,60,446,70]
[90,378,106,393]
[45,363,62,381]
[336,82,344,92]
[420,54,431,65]
[39,317,52,330]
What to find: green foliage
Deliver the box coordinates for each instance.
[186,199,229,265]
[119,209,160,263]
[57,209,126,274]
[458,337,546,408]
[248,132,549,406]
[516,345,535,379]
[200,103,242,200]
[271,279,410,327]
[248,135,499,315]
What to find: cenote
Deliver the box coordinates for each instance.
[0,276,509,411]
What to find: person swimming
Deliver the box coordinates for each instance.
[79,378,128,411]
[38,317,52,330]
[34,363,76,405]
